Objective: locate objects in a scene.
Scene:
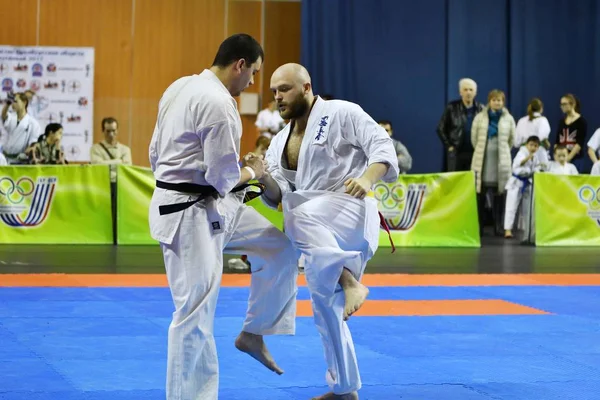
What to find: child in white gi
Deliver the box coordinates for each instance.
[548,145,579,175]
[587,127,600,175]
[504,136,543,238]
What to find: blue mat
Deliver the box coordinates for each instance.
[1,286,599,399]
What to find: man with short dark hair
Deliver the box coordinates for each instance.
[148,34,298,400]
[90,117,132,181]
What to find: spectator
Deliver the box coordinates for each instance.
[255,100,284,139]
[90,117,132,182]
[1,92,42,164]
[253,136,271,158]
[90,117,132,244]
[25,123,67,165]
[437,78,484,171]
[548,145,579,175]
[227,136,273,272]
[514,98,551,170]
[555,94,587,172]
[378,120,412,173]
[586,125,600,173]
[0,145,6,166]
[504,136,543,239]
[471,89,516,236]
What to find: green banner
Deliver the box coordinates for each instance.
[116,165,156,245]
[0,165,112,244]
[117,165,284,245]
[375,171,480,247]
[535,173,600,246]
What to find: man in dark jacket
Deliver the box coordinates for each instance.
[437,78,484,171]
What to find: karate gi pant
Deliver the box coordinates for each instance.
[160,193,298,400]
[283,191,380,395]
[504,184,534,240]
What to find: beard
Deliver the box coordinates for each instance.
[279,92,309,120]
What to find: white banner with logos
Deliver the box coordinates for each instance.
[0,46,94,162]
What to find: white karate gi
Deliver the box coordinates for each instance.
[547,161,579,175]
[148,69,298,400]
[2,113,41,164]
[264,97,399,395]
[587,128,600,162]
[514,113,551,170]
[255,107,284,138]
[591,162,600,176]
[504,146,542,231]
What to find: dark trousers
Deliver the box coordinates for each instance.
[110,182,117,245]
[447,150,473,172]
[477,187,505,236]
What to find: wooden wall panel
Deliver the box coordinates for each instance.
[130,0,225,166]
[227,0,263,157]
[4,0,301,167]
[0,0,38,45]
[38,0,134,150]
[262,0,302,105]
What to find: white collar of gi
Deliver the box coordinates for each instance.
[200,69,232,97]
[307,95,325,125]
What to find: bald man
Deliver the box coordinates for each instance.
[257,63,399,400]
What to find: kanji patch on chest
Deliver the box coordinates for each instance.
[313,116,329,144]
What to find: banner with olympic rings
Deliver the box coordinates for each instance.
[535,173,600,246]
[116,165,284,245]
[0,165,112,243]
[374,171,480,247]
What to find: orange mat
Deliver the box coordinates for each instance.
[295,299,550,317]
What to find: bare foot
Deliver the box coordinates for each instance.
[339,268,369,321]
[311,391,359,400]
[235,331,284,375]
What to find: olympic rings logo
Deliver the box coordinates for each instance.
[0,177,35,205]
[374,183,407,210]
[578,185,600,211]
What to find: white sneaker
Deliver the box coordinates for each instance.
[228,258,250,271]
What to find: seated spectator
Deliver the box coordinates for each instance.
[548,145,579,175]
[90,117,132,245]
[90,117,132,182]
[253,136,271,158]
[378,119,412,173]
[228,136,273,272]
[25,123,67,165]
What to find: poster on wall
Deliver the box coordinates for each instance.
[0,46,94,162]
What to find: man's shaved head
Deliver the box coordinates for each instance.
[271,63,311,86]
[270,63,314,120]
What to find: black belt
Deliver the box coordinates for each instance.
[156,180,265,215]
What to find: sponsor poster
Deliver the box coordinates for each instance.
[535,173,600,246]
[0,165,112,244]
[0,46,94,162]
[376,171,481,247]
[117,165,284,245]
